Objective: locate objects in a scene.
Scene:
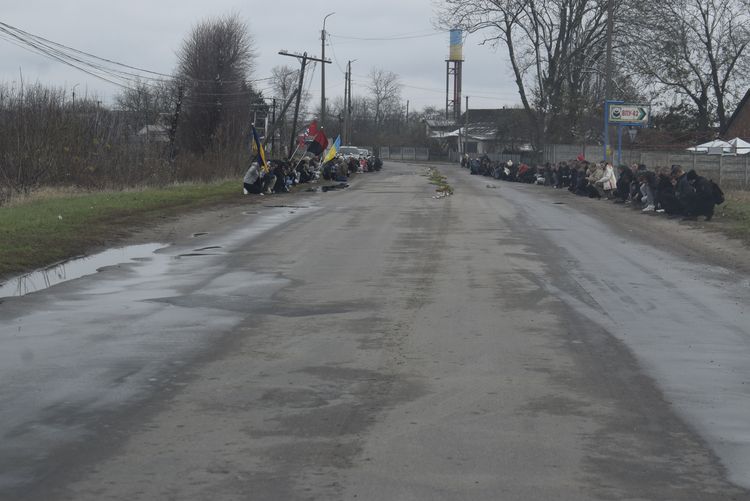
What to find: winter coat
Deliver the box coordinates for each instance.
[675,174,694,200]
[243,164,260,185]
[597,165,617,191]
[587,165,604,185]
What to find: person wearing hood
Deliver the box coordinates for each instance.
[614,165,634,203]
[595,162,617,199]
[683,169,716,221]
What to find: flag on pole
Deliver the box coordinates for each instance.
[323,135,341,163]
[251,124,268,172]
[298,120,320,148]
[307,129,329,156]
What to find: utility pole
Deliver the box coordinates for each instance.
[603,0,615,162]
[321,12,335,129]
[341,64,351,144]
[604,0,614,102]
[278,50,331,159]
[406,100,410,122]
[271,98,277,155]
[464,95,469,155]
[264,88,299,150]
[291,53,307,157]
[168,83,184,162]
[344,59,356,145]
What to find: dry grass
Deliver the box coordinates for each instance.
[0,180,242,279]
[714,190,750,241]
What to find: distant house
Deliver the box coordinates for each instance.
[426,108,534,155]
[135,124,170,143]
[723,89,750,140]
[424,118,458,139]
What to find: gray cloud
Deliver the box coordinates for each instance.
[1,0,520,112]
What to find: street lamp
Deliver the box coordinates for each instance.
[321,12,335,129]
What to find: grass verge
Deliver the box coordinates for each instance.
[715,190,750,242]
[0,180,243,279]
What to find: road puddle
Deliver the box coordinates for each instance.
[0,243,167,299]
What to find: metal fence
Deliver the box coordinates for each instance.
[543,144,750,190]
[380,146,430,161]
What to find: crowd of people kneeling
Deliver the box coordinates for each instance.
[461,154,725,221]
[243,153,383,195]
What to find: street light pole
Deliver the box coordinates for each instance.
[604,0,614,162]
[321,12,335,130]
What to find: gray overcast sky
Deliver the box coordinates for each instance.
[1,0,521,113]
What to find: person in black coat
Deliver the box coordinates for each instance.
[683,170,716,221]
[656,172,680,214]
[614,165,634,202]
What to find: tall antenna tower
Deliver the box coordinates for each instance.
[445,29,464,121]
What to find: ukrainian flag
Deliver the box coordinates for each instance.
[251,124,269,172]
[323,135,341,163]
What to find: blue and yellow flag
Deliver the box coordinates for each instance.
[251,124,269,172]
[323,135,341,163]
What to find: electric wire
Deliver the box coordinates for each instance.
[0,20,274,98]
[328,29,448,41]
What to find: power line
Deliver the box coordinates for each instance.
[326,35,347,75]
[0,20,273,92]
[328,29,448,41]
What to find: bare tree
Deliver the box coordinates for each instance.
[115,79,174,132]
[437,0,609,147]
[176,13,257,153]
[367,68,402,128]
[621,0,750,131]
[268,64,312,156]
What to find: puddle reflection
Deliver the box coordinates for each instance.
[0,243,166,299]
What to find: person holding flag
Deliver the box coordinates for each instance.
[250,123,269,173]
[323,135,341,164]
[244,124,274,195]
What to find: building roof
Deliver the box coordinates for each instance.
[459,108,527,124]
[427,108,534,147]
[723,88,750,136]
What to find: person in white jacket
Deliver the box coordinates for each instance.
[596,162,617,199]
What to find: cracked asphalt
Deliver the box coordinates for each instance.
[1,162,749,500]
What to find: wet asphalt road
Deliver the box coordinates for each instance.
[1,162,750,500]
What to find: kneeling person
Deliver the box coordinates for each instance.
[243,162,264,194]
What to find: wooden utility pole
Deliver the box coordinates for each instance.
[263,88,299,150]
[168,83,184,162]
[321,12,335,129]
[279,50,331,158]
[270,98,277,155]
[344,59,355,145]
[342,62,352,144]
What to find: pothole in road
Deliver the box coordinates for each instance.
[263,205,310,209]
[0,243,167,299]
[192,232,209,237]
[193,246,222,251]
